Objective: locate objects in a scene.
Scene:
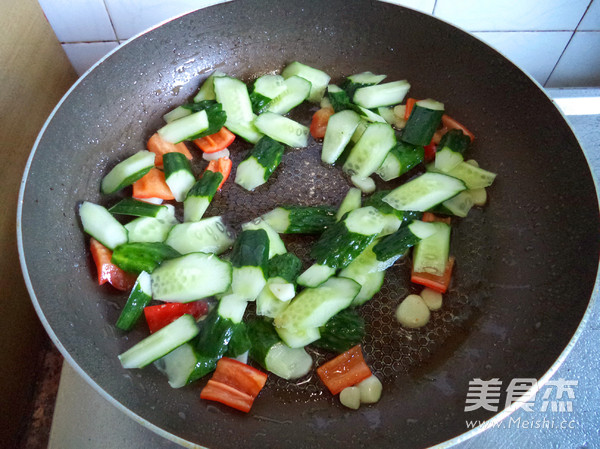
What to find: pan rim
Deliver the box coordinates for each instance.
[16,1,600,447]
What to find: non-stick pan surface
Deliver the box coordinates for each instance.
[18,1,599,448]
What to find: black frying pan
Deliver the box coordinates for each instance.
[18,1,600,447]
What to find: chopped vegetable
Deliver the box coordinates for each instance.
[420,287,443,311]
[358,375,383,404]
[339,386,361,410]
[316,344,372,395]
[132,168,175,200]
[194,126,236,153]
[442,114,474,142]
[411,256,455,293]
[147,132,193,167]
[101,150,156,194]
[89,238,137,291]
[310,106,334,139]
[116,271,153,330]
[144,301,209,333]
[404,97,416,120]
[396,294,431,328]
[205,157,232,190]
[200,357,268,413]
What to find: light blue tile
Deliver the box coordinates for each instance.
[104,0,230,41]
[434,0,589,31]
[379,0,436,14]
[38,0,116,42]
[546,31,600,87]
[473,31,572,84]
[579,0,600,31]
[62,42,119,76]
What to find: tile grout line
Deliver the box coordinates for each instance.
[100,0,120,44]
[542,0,595,87]
[61,40,120,45]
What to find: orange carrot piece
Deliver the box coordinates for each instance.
[147,132,193,167]
[317,345,372,395]
[194,127,236,153]
[132,167,175,200]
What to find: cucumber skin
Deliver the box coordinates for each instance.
[111,242,180,274]
[438,129,470,155]
[312,309,365,353]
[267,252,302,283]
[182,100,227,139]
[108,198,165,218]
[247,318,281,367]
[186,170,223,200]
[225,321,251,358]
[163,152,193,178]
[284,205,337,234]
[401,105,444,146]
[310,221,377,270]
[372,225,421,262]
[252,136,285,180]
[388,141,425,176]
[115,274,152,331]
[229,229,270,269]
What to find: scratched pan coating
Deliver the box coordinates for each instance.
[18,0,599,447]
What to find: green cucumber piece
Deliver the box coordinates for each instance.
[214,76,263,143]
[321,110,361,164]
[262,205,337,234]
[282,61,331,103]
[115,271,153,331]
[150,253,232,302]
[79,201,128,250]
[353,80,410,109]
[109,198,166,218]
[193,70,226,102]
[254,112,309,148]
[336,187,362,221]
[111,242,180,274]
[157,110,209,143]
[296,263,336,288]
[118,314,199,369]
[183,170,223,222]
[101,151,155,194]
[163,152,195,202]
[311,207,384,270]
[439,161,497,189]
[383,172,466,212]
[267,75,312,114]
[235,136,285,191]
[343,122,396,178]
[372,220,438,262]
[267,252,302,283]
[401,98,444,146]
[165,216,235,255]
[248,318,312,379]
[125,204,177,243]
[412,222,451,276]
[312,309,365,353]
[241,218,287,258]
[274,276,361,332]
[376,141,425,181]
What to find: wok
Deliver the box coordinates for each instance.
[18,0,600,447]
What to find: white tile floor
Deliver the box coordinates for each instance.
[40,0,600,87]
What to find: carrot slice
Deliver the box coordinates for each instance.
[132,168,175,200]
[200,358,268,413]
[89,238,136,291]
[441,115,474,142]
[200,380,255,413]
[310,107,334,139]
[194,127,236,153]
[205,157,232,191]
[411,256,455,293]
[404,97,417,120]
[211,357,268,398]
[422,212,451,224]
[317,345,372,395]
[147,132,193,167]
